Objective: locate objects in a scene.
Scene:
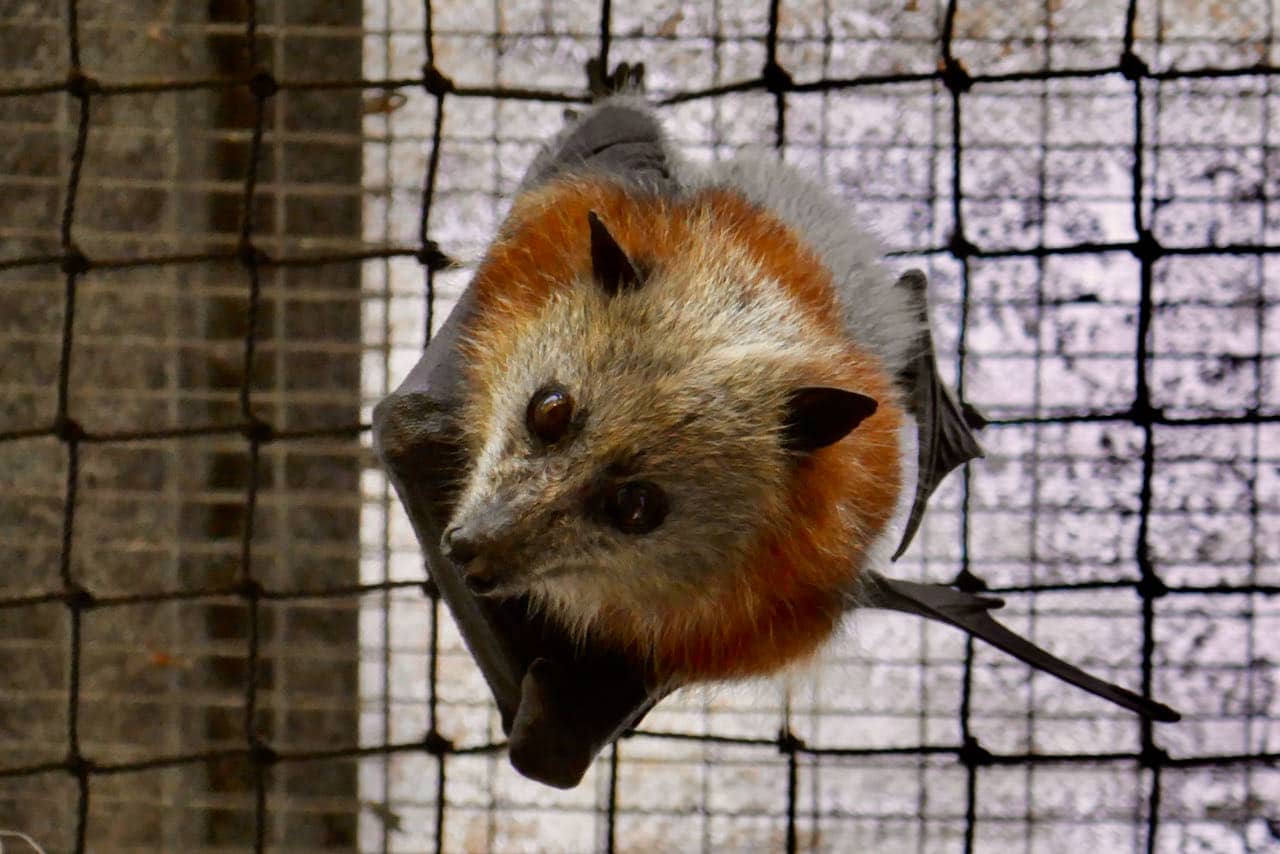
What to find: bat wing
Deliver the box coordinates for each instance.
[374,64,674,789]
[508,657,657,788]
[858,571,1180,722]
[892,269,986,559]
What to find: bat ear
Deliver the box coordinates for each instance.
[782,387,878,452]
[587,211,642,295]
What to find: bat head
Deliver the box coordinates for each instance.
[443,209,879,644]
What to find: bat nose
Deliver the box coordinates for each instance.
[441,527,502,595]
[441,525,479,564]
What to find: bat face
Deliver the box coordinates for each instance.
[442,280,795,634]
[442,187,902,653]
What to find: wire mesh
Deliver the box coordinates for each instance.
[1,0,1277,851]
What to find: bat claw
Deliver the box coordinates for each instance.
[586,58,647,99]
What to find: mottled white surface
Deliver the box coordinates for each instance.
[359,2,1278,852]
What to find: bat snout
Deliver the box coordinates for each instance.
[441,524,480,564]
[441,507,526,597]
[441,501,512,565]
[460,553,519,598]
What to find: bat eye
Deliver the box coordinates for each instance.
[527,385,574,444]
[604,481,668,534]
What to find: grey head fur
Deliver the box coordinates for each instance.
[521,93,923,384]
[688,156,924,379]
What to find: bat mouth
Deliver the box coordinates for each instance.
[464,573,501,596]
[463,568,531,599]
[452,550,526,598]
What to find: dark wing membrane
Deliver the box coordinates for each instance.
[374,66,673,789]
[872,274,1178,723]
[508,657,656,789]
[858,572,1180,722]
[892,269,985,559]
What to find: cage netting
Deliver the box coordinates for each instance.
[0,0,1276,851]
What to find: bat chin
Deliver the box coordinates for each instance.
[523,564,601,608]
[530,562,579,584]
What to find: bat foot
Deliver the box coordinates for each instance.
[586,58,647,99]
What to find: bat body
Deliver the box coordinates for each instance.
[376,65,1175,788]
[443,96,931,686]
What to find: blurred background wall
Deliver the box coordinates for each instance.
[1,1,364,848]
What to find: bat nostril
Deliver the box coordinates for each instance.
[441,525,479,564]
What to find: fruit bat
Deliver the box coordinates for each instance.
[373,62,1178,789]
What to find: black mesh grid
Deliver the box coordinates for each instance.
[0,0,1276,851]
